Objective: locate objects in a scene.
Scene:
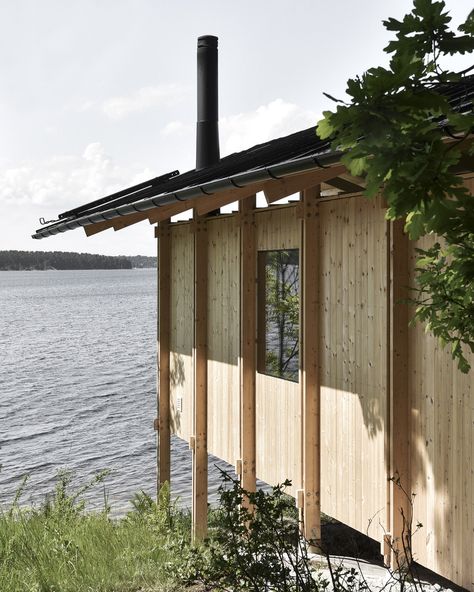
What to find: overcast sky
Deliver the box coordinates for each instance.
[1,0,471,256]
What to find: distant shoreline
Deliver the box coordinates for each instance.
[0,250,156,271]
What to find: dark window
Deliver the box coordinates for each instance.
[258,249,299,382]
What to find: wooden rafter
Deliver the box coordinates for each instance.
[324,176,364,194]
[113,212,150,231]
[195,183,264,216]
[84,220,115,237]
[148,201,193,224]
[82,164,353,237]
[83,211,149,236]
[263,165,346,203]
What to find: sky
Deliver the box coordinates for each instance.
[0,0,472,256]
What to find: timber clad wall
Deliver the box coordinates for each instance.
[256,207,301,496]
[207,217,240,465]
[170,225,194,440]
[164,178,474,590]
[319,195,388,541]
[409,230,474,585]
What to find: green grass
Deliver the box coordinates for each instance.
[0,471,190,592]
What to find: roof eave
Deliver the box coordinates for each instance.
[32,148,342,239]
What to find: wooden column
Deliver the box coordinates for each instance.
[239,195,257,494]
[192,213,208,541]
[386,218,410,566]
[156,221,171,492]
[300,186,321,549]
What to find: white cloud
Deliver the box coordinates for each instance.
[221,99,318,155]
[1,98,317,237]
[0,143,152,210]
[101,84,190,120]
[159,99,318,156]
[161,120,188,136]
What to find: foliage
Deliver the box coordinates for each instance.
[317,0,474,371]
[1,469,435,592]
[175,471,324,591]
[0,471,187,592]
[386,473,425,592]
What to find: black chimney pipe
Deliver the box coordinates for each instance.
[196,35,220,170]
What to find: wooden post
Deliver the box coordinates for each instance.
[192,213,208,542]
[157,222,171,492]
[386,218,410,565]
[239,195,257,495]
[301,186,321,550]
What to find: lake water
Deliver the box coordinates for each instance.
[0,269,235,514]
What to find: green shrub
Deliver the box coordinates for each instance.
[174,471,328,592]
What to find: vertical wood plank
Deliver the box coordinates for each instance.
[239,195,257,494]
[207,217,240,464]
[193,213,208,541]
[169,225,194,442]
[302,186,321,547]
[388,218,410,563]
[157,221,171,491]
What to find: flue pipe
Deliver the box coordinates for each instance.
[196,35,220,170]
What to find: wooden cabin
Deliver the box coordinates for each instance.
[33,37,474,590]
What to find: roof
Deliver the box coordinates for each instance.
[33,127,338,239]
[32,76,474,240]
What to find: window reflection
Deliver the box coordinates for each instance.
[259,249,299,382]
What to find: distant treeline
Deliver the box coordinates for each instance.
[0,251,157,271]
[128,255,157,269]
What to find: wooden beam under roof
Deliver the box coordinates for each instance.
[324,175,365,194]
[113,212,150,231]
[263,165,346,203]
[84,220,115,237]
[84,211,150,236]
[148,201,193,224]
[195,182,264,216]
[83,201,192,236]
[340,172,366,187]
[82,163,354,237]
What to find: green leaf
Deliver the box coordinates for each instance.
[316,113,335,139]
[342,154,368,176]
[318,0,474,373]
[405,211,426,240]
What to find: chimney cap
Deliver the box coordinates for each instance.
[197,35,218,48]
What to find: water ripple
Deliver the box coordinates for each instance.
[0,269,236,513]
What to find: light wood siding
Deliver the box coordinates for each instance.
[408,182,474,590]
[163,175,474,591]
[207,216,241,465]
[169,224,194,441]
[319,195,388,540]
[256,206,302,496]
